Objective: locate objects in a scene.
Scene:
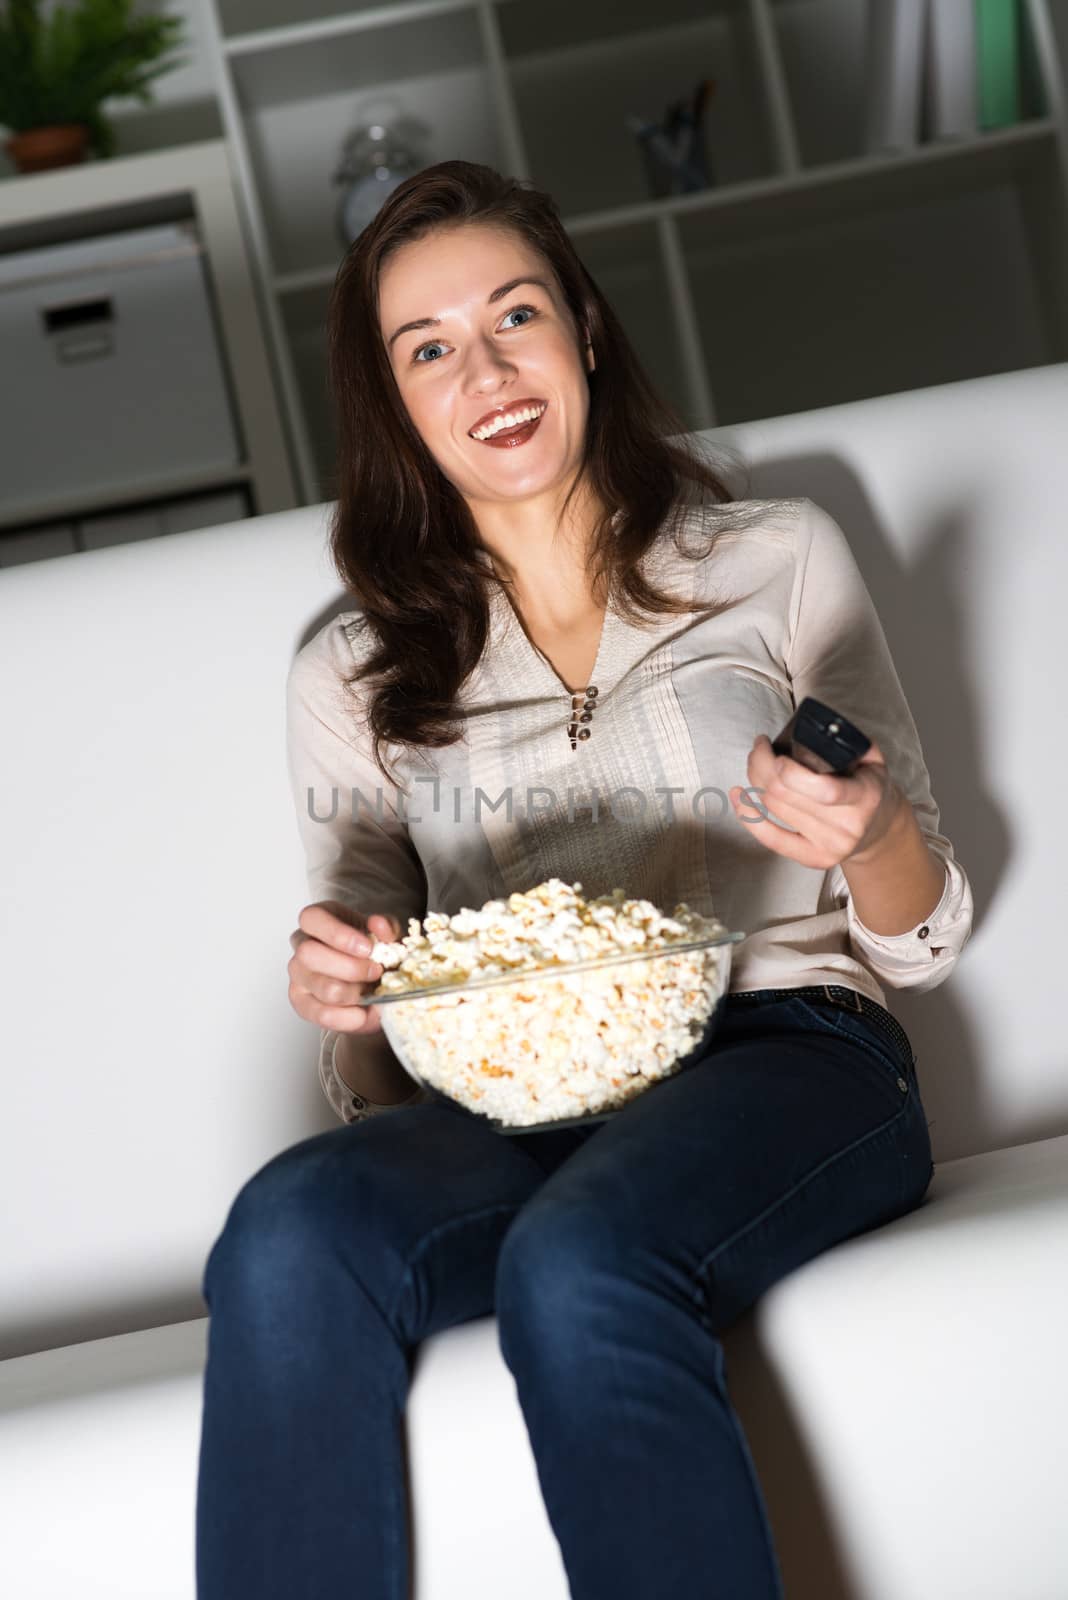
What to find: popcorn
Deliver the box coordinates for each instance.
[367,879,733,1128]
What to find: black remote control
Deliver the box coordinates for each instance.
[770,697,871,777]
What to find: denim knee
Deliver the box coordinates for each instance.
[495,1202,621,1369]
[200,1137,347,1311]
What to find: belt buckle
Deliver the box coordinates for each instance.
[824,983,863,1014]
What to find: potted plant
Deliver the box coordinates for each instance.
[0,0,187,175]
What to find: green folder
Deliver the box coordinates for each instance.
[977,0,1047,130]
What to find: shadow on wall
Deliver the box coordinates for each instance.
[750,452,1007,1163]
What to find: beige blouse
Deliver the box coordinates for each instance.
[286,497,974,1125]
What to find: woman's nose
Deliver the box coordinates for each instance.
[464,340,515,388]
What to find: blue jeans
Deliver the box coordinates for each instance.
[196,991,933,1599]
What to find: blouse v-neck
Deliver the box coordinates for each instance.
[473,539,625,757]
[473,516,690,753]
[474,518,626,697]
[503,593,613,698]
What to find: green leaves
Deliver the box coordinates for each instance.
[0,0,187,157]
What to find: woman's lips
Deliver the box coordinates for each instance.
[472,411,545,449]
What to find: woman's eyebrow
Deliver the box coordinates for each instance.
[387,276,552,352]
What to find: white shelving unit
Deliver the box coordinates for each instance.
[200,0,1068,506]
[0,141,299,561]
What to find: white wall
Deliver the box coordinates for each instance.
[139,0,216,106]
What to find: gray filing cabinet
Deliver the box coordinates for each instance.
[0,221,243,505]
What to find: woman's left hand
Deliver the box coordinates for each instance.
[728,734,906,871]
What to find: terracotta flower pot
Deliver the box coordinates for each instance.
[5,123,91,174]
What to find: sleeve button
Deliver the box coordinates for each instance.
[918,925,930,939]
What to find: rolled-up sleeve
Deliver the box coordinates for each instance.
[286,616,428,1118]
[788,498,974,992]
[316,1025,430,1125]
[828,848,974,991]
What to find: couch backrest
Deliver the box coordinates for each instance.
[717,362,1065,1174]
[1,363,1062,1361]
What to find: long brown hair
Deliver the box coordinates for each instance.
[326,159,777,789]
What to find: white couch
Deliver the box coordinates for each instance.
[2,363,1066,1600]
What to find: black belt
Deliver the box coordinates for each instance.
[726,984,914,1070]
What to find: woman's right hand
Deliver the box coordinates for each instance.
[287,900,402,1038]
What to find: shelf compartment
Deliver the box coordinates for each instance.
[666,116,1058,243]
[676,132,1057,426]
[499,0,777,219]
[230,6,503,279]
[770,0,868,169]
[229,2,485,102]
[220,0,468,48]
[771,0,1053,171]
[571,220,695,433]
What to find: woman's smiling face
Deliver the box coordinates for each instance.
[379,222,595,515]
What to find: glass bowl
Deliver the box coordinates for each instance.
[358,929,745,1134]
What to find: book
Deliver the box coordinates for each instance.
[923,0,978,141]
[976,0,1021,129]
[864,0,927,155]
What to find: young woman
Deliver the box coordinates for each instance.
[196,161,973,1599]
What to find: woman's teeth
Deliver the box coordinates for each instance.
[470,404,546,440]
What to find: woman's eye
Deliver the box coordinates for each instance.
[411,304,539,364]
[501,305,538,330]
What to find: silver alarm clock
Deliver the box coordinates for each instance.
[332,104,430,247]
